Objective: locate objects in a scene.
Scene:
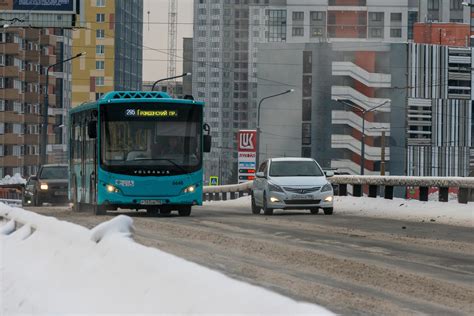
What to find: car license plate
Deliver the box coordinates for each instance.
[292,194,313,200]
[140,200,162,205]
[54,191,67,196]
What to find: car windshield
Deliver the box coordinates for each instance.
[39,167,68,179]
[269,161,324,177]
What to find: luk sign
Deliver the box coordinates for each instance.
[237,130,257,183]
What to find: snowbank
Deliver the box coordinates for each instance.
[0,173,26,185]
[0,203,332,314]
[205,196,473,227]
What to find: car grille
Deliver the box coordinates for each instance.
[283,186,321,194]
[49,184,68,190]
[284,199,321,205]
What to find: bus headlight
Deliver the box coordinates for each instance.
[106,184,119,193]
[183,185,196,193]
[40,183,48,190]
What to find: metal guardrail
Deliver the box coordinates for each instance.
[202,176,474,204]
[329,175,474,204]
[203,182,253,201]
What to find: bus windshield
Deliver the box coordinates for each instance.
[100,103,202,175]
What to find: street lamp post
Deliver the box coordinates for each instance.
[151,72,191,91]
[256,88,294,169]
[333,99,390,175]
[40,52,85,165]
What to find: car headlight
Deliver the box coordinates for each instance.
[106,184,120,193]
[324,196,333,202]
[321,183,333,192]
[183,184,198,193]
[268,183,284,192]
[40,183,48,190]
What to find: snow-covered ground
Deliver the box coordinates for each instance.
[0,173,26,185]
[206,196,473,227]
[0,202,332,315]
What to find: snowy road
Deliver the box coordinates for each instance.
[27,199,474,315]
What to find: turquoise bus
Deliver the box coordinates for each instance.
[69,91,211,216]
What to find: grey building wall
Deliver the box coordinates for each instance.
[114,0,143,91]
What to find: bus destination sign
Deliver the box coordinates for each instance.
[125,109,178,118]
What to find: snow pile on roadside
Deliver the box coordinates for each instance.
[206,196,473,227]
[0,203,333,315]
[0,173,26,185]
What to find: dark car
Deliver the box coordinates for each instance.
[22,164,69,206]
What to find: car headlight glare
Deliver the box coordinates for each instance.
[324,196,333,202]
[106,184,119,193]
[40,183,48,190]
[268,183,284,192]
[321,183,333,192]
[270,196,280,203]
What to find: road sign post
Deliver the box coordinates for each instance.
[210,176,219,186]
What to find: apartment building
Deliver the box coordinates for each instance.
[0,27,72,178]
[72,0,143,106]
[407,43,473,176]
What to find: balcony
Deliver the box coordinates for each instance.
[0,111,23,123]
[331,86,391,112]
[24,114,41,124]
[0,88,20,100]
[331,134,389,160]
[40,54,56,66]
[22,70,39,83]
[0,43,19,55]
[24,155,40,166]
[0,66,19,78]
[0,134,23,146]
[24,28,40,41]
[328,0,366,6]
[0,156,22,167]
[331,110,390,136]
[23,50,40,62]
[40,34,56,46]
[332,62,391,87]
[25,134,40,144]
[23,91,41,104]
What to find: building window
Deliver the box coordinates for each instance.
[0,77,4,89]
[95,92,104,100]
[266,9,287,42]
[428,0,439,10]
[96,13,105,22]
[302,100,311,121]
[96,0,105,7]
[451,0,462,10]
[96,77,104,86]
[369,12,384,21]
[310,11,324,21]
[370,28,383,38]
[390,13,402,22]
[0,100,4,111]
[302,123,311,145]
[96,45,105,55]
[96,61,105,70]
[311,27,324,37]
[292,27,304,36]
[0,54,4,66]
[292,11,304,21]
[390,28,402,38]
[96,29,105,39]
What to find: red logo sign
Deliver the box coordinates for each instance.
[238,130,257,152]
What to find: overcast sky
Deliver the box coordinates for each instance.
[142,0,194,82]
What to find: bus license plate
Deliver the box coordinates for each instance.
[140,200,162,205]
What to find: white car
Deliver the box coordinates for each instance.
[251,158,334,215]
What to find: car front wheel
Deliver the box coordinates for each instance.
[251,194,261,215]
[262,192,273,215]
[323,207,333,215]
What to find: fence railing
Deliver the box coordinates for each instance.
[202,176,474,204]
[329,175,474,204]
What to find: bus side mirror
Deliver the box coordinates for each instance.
[203,135,212,153]
[88,121,97,139]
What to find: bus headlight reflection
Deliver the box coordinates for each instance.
[184,185,196,193]
[106,184,119,193]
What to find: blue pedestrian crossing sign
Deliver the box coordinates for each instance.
[210,176,219,186]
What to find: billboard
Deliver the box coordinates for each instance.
[237,130,257,183]
[1,0,75,12]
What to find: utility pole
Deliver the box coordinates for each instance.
[380,131,386,175]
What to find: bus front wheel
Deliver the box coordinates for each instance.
[177,206,191,217]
